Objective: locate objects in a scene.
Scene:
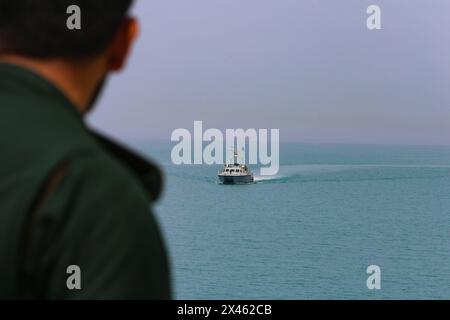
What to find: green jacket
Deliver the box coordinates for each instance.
[0,63,171,299]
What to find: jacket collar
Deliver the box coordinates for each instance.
[91,131,164,202]
[0,62,163,202]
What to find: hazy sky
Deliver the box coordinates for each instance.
[88,0,450,145]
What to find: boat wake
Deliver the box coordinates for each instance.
[253,175,288,183]
[252,164,450,185]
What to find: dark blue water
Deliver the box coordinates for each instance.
[134,143,450,299]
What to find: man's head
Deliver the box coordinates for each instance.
[0,0,138,111]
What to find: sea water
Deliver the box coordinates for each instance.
[132,142,450,299]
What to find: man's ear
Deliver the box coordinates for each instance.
[107,17,139,72]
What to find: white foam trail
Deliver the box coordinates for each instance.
[254,175,285,182]
[279,164,450,174]
[254,163,450,183]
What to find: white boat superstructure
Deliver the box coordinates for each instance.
[218,149,254,184]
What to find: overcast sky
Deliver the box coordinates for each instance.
[88,0,450,145]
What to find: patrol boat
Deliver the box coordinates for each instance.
[218,149,254,184]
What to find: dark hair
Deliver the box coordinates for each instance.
[0,0,134,58]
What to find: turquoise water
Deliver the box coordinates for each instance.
[135,143,450,299]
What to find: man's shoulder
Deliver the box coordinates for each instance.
[60,134,161,207]
[43,144,155,238]
[33,139,171,299]
[67,143,151,205]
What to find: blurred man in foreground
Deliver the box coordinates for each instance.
[0,0,171,299]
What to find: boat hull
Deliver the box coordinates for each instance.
[218,174,254,185]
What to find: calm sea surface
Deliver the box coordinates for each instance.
[132,142,450,299]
